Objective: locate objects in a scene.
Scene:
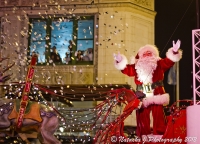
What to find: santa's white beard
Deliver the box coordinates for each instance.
[135,56,158,84]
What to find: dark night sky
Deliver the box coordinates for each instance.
[155,0,198,104]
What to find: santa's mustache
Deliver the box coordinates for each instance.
[136,56,157,66]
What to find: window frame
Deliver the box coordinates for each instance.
[28,15,95,66]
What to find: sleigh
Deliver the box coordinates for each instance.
[92,88,191,144]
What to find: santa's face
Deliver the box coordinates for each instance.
[135,52,158,84]
[142,51,152,58]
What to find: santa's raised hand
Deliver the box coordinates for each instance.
[113,52,122,63]
[172,39,181,53]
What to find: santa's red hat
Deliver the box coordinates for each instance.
[130,44,160,64]
[137,44,159,59]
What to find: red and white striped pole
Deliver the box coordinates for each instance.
[16,55,37,129]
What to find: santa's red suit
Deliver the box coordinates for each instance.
[114,44,182,137]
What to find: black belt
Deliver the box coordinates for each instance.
[136,81,164,92]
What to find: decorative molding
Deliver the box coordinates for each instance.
[33,65,94,84]
[94,0,154,10]
[0,0,93,7]
[0,0,19,6]
[132,0,153,10]
[0,4,155,21]
[0,0,154,11]
[20,0,50,6]
[0,2,155,17]
[95,3,155,16]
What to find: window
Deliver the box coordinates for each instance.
[28,15,94,65]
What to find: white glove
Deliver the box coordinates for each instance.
[113,52,122,63]
[172,39,181,52]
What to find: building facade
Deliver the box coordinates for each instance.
[0,0,155,86]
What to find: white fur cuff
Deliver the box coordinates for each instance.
[142,93,170,107]
[130,55,136,64]
[114,54,128,70]
[166,48,182,62]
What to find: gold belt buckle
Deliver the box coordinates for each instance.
[142,83,152,93]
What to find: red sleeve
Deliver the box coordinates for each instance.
[159,58,175,72]
[121,64,137,77]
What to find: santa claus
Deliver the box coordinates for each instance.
[113,40,182,138]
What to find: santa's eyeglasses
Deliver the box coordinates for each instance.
[142,51,152,57]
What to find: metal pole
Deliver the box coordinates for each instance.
[176,62,179,106]
[196,0,199,29]
[192,30,196,105]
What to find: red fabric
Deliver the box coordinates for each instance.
[153,86,166,95]
[121,57,174,86]
[121,57,174,137]
[162,109,186,144]
[31,55,37,65]
[136,105,167,136]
